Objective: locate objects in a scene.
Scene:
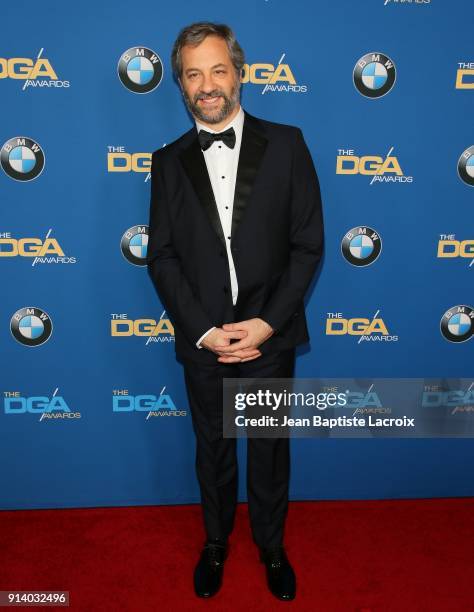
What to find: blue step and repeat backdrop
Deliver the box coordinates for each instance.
[1,1,473,510]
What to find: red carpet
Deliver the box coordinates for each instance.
[1,499,473,611]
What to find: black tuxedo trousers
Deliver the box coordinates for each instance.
[182,347,296,549]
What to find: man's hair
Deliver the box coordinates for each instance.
[171,21,245,81]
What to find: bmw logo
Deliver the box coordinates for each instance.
[353,52,396,98]
[10,306,53,346]
[440,305,474,343]
[1,137,45,181]
[457,145,474,187]
[341,226,382,266]
[118,46,164,94]
[121,225,149,266]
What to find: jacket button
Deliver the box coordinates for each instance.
[219,251,224,257]
[223,286,229,294]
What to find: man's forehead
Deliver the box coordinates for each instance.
[181,36,232,66]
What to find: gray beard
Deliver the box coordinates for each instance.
[183,79,240,125]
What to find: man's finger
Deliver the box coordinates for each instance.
[222,322,246,331]
[217,349,261,362]
[223,330,248,339]
[215,339,251,353]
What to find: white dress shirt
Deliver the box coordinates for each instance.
[194,105,245,349]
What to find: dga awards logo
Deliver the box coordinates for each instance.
[112,388,186,418]
[107,147,152,181]
[456,63,474,89]
[336,147,413,183]
[118,46,163,94]
[437,234,474,267]
[353,52,396,98]
[10,307,53,346]
[440,305,474,343]
[3,388,80,420]
[326,310,398,342]
[341,227,382,266]
[0,229,77,265]
[1,137,45,181]
[241,54,307,94]
[457,146,474,186]
[422,383,474,416]
[120,225,148,266]
[110,311,175,346]
[0,49,70,89]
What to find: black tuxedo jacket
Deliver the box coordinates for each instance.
[147,110,324,364]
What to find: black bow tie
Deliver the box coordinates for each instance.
[198,126,236,151]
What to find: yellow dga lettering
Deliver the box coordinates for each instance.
[8,58,33,79]
[0,58,8,78]
[380,156,402,175]
[326,319,347,335]
[131,153,152,172]
[359,156,383,175]
[438,240,458,257]
[366,318,389,335]
[29,59,57,80]
[0,238,17,256]
[40,238,64,256]
[456,69,474,89]
[348,318,370,335]
[250,64,274,84]
[111,320,133,336]
[460,240,474,257]
[240,64,250,83]
[153,318,174,335]
[108,153,131,172]
[270,64,296,85]
[336,156,359,174]
[18,238,42,256]
[134,319,156,336]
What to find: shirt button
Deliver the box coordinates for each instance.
[221,175,225,179]
[225,206,229,209]
[227,236,231,240]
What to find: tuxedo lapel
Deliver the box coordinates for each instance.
[178,110,268,248]
[179,135,226,247]
[231,112,268,241]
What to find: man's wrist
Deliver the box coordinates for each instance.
[259,318,275,334]
[196,326,216,349]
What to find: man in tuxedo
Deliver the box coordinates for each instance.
[147,21,324,601]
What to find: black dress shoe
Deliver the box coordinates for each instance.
[194,538,228,598]
[259,545,296,601]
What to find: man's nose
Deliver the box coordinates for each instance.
[201,73,217,94]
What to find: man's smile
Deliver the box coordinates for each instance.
[198,95,222,105]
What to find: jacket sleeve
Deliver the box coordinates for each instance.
[146,151,215,346]
[259,128,324,333]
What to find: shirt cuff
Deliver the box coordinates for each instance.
[196,326,216,349]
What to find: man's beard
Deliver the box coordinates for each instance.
[183,77,240,125]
